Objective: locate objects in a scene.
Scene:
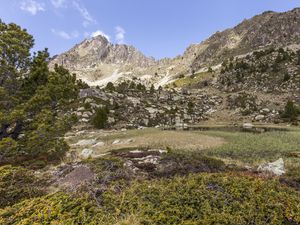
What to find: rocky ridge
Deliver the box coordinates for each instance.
[50,8,300,87]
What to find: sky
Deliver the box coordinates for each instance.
[0,0,299,59]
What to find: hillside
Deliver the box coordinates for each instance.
[50,8,300,87]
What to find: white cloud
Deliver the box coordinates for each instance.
[20,0,45,15]
[72,0,96,27]
[51,0,67,8]
[115,26,125,44]
[51,29,79,40]
[90,30,110,41]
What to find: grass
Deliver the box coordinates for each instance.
[67,125,300,173]
[66,128,225,155]
[166,71,212,88]
[200,130,300,167]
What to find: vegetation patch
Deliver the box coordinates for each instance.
[167,71,212,88]
[1,173,300,224]
[0,165,47,208]
[201,130,300,165]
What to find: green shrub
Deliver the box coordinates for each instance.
[105,82,115,92]
[1,173,300,224]
[91,107,109,129]
[0,165,46,208]
[283,72,291,82]
[281,100,299,122]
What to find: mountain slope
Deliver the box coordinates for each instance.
[189,8,300,71]
[50,35,156,85]
[50,7,300,86]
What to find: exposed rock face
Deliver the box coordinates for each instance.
[50,35,156,85]
[50,8,300,87]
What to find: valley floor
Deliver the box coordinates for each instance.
[1,125,300,224]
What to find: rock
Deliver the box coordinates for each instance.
[84,98,93,104]
[257,158,285,176]
[255,114,265,121]
[108,117,115,123]
[136,155,160,165]
[130,150,143,154]
[82,112,90,118]
[260,108,270,114]
[243,123,254,129]
[76,112,82,117]
[80,118,89,123]
[92,141,105,147]
[80,149,93,158]
[112,139,121,145]
[124,139,134,144]
[75,139,97,146]
[112,139,133,145]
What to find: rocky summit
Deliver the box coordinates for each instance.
[50,35,156,86]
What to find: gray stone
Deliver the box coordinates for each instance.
[80,149,93,158]
[75,139,97,146]
[255,114,265,121]
[257,158,285,176]
[243,123,254,129]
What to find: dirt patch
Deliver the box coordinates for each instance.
[56,165,95,190]
[112,149,226,178]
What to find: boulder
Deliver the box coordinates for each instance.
[243,123,254,129]
[257,158,285,176]
[255,114,265,121]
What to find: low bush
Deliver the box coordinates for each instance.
[281,100,299,122]
[1,173,300,224]
[0,165,46,208]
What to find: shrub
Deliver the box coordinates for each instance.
[281,100,299,122]
[91,107,109,129]
[283,72,291,82]
[105,82,115,92]
[1,173,300,224]
[0,165,46,208]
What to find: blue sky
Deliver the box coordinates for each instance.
[0,0,299,59]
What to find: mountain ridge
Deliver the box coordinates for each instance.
[49,7,300,86]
